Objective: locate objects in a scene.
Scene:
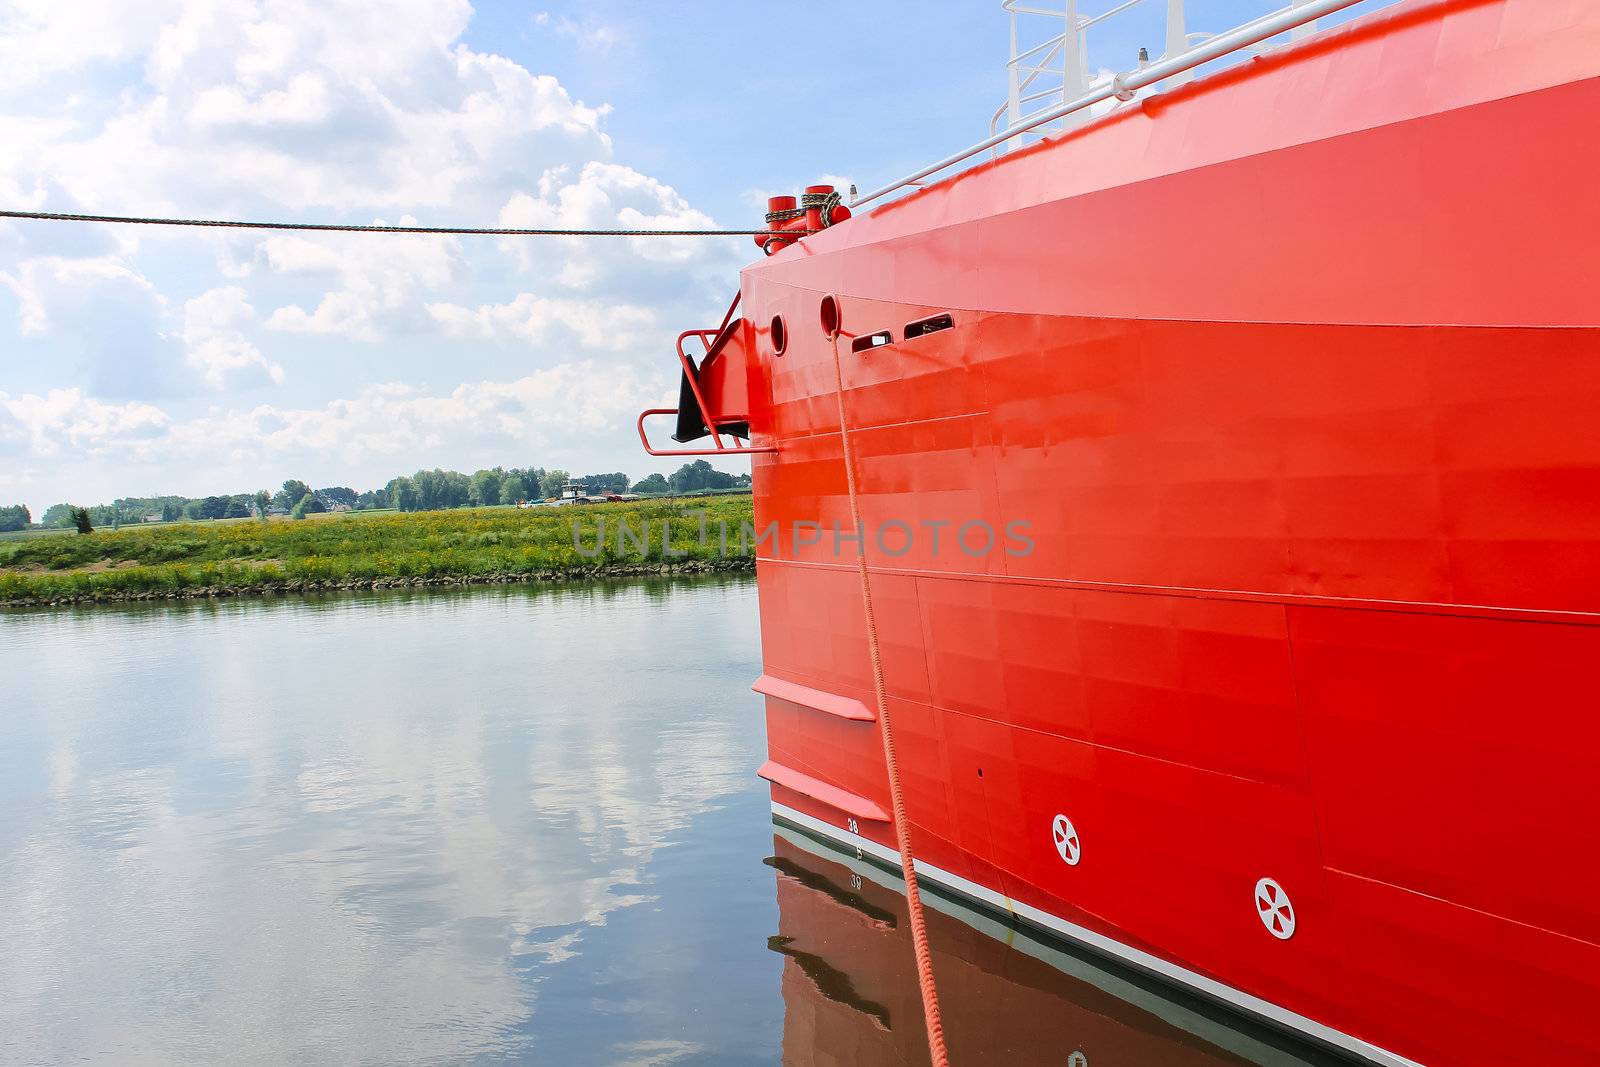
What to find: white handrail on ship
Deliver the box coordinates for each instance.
[849,0,1366,211]
[989,0,1305,146]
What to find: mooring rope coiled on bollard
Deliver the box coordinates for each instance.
[826,319,951,1067]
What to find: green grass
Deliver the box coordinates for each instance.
[0,497,755,603]
[0,527,75,542]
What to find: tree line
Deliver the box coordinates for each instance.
[9,460,749,530]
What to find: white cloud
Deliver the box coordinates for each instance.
[496,162,734,297]
[0,388,171,457]
[16,0,612,216]
[182,287,283,388]
[184,362,660,460]
[533,12,622,53]
[427,294,657,351]
[0,256,196,398]
[0,402,33,458]
[256,221,462,341]
[1,256,161,336]
[188,71,333,128]
[0,0,182,90]
[0,362,661,474]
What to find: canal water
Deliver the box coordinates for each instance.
[0,578,1343,1066]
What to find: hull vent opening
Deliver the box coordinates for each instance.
[904,313,953,340]
[851,331,893,354]
[820,294,842,337]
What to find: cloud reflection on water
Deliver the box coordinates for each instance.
[0,579,774,1065]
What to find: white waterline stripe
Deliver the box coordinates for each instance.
[771,801,1424,1067]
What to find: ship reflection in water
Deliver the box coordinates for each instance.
[766,825,1346,1067]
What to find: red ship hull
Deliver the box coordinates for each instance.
[708,2,1600,1063]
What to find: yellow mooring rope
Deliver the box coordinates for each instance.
[826,318,951,1067]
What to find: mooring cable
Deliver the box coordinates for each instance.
[0,209,814,238]
[826,322,951,1067]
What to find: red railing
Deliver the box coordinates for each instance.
[638,295,777,457]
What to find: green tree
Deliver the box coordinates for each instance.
[0,504,29,532]
[578,472,629,494]
[668,460,734,494]
[632,473,670,495]
[442,470,470,508]
[538,469,570,499]
[70,506,93,535]
[388,476,418,512]
[317,486,357,509]
[253,490,271,520]
[289,494,325,519]
[41,503,75,528]
[515,468,548,498]
[499,474,527,504]
[401,468,472,510]
[412,469,441,509]
[276,479,311,510]
[469,469,503,508]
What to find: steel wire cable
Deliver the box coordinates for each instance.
[0,209,816,237]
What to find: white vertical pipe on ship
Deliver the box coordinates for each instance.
[1062,0,1086,131]
[1007,8,1023,151]
[852,0,1365,210]
[1118,0,1353,90]
[1290,0,1320,40]
[1064,0,1084,94]
[1164,0,1191,88]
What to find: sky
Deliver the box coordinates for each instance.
[0,0,1396,515]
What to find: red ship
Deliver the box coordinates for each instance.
[640,1,1599,1063]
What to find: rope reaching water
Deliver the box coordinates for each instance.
[826,326,951,1067]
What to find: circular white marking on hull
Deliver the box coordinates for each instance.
[1255,877,1296,940]
[1052,814,1081,866]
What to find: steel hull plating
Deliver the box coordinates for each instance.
[738,3,1600,1064]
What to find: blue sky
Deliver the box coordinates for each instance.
[0,0,1396,514]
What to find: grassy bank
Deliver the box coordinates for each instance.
[0,497,756,606]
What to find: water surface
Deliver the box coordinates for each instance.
[1,579,1341,1066]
